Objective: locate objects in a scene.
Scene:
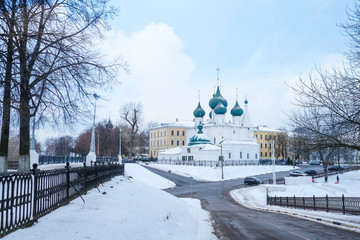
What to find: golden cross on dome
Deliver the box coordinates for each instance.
[198,89,201,102]
[216,68,220,86]
[236,88,238,101]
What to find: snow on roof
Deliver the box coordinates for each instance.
[158,147,181,155]
[220,139,259,145]
[154,120,195,129]
[254,126,285,133]
[200,144,221,150]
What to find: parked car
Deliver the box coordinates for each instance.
[244,177,262,185]
[309,160,321,165]
[304,169,317,176]
[289,170,307,176]
[295,160,303,164]
[328,166,345,171]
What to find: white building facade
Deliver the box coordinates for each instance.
[158,80,259,164]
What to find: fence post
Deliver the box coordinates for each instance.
[66,162,70,204]
[326,194,329,212]
[313,195,316,211]
[31,163,39,221]
[83,162,87,193]
[95,162,98,187]
[342,194,345,215]
[286,196,288,207]
[303,197,305,210]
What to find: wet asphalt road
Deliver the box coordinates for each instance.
[144,166,360,240]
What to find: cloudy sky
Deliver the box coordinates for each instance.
[46,0,355,137]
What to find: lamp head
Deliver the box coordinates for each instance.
[93,93,100,100]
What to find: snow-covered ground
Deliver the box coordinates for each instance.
[230,170,360,232]
[145,163,295,181]
[4,163,217,240]
[6,162,359,239]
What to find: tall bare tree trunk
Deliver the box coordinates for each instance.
[0,0,16,172]
[18,76,31,171]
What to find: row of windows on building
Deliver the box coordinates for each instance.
[150,139,186,147]
[260,152,272,157]
[150,130,185,138]
[256,134,276,140]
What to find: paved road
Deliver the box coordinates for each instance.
[145,166,360,240]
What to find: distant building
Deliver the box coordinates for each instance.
[148,120,194,159]
[156,77,259,163]
[254,126,287,160]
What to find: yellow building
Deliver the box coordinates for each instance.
[254,126,287,160]
[149,121,194,159]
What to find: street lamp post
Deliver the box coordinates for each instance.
[86,93,100,166]
[220,141,224,180]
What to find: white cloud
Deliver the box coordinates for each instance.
[98,23,196,125]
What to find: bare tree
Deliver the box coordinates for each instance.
[44,136,75,156]
[0,1,122,171]
[119,102,142,158]
[274,132,288,160]
[0,0,18,172]
[74,123,123,157]
[289,2,360,163]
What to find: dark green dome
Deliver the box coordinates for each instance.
[231,101,243,116]
[193,102,205,118]
[209,111,212,118]
[214,102,227,114]
[106,119,114,129]
[188,124,211,146]
[209,86,228,109]
[244,99,248,104]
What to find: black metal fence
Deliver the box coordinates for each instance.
[38,155,120,165]
[0,162,124,237]
[38,156,86,165]
[267,194,360,215]
[155,159,260,167]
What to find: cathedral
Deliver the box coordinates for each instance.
[157,79,260,163]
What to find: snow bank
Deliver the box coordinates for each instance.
[125,163,176,189]
[147,163,295,181]
[4,175,217,240]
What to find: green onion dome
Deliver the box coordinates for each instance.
[245,99,248,104]
[106,119,114,129]
[209,86,228,109]
[214,102,227,114]
[209,111,212,119]
[188,124,211,146]
[193,102,205,118]
[230,101,243,116]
